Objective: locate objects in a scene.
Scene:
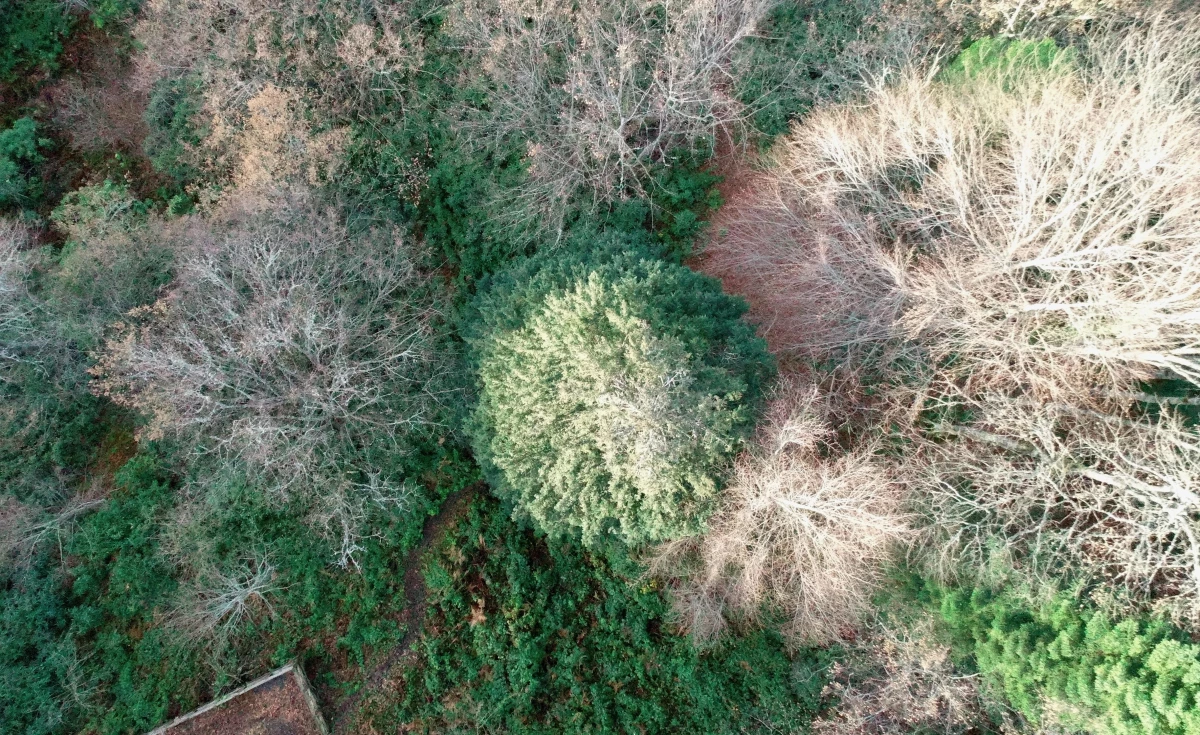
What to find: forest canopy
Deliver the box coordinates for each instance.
[2,2,1200,735]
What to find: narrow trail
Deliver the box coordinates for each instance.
[688,132,761,277]
[328,482,481,734]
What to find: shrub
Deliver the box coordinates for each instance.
[142,75,208,188]
[0,118,50,210]
[368,494,828,734]
[938,36,1074,83]
[1,437,475,735]
[0,1,72,86]
[468,238,773,546]
[813,618,994,735]
[731,0,880,137]
[133,0,423,135]
[48,181,173,347]
[936,584,1200,735]
[60,454,203,734]
[0,218,109,507]
[0,549,72,735]
[86,0,142,29]
[652,381,909,645]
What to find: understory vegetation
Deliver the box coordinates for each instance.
[3,1,1200,735]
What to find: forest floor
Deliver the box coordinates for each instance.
[689,139,791,353]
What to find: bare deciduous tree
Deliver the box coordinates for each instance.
[777,16,1200,402]
[712,14,1200,621]
[697,164,908,358]
[91,190,446,564]
[135,0,423,116]
[814,619,992,735]
[1,488,107,570]
[449,0,775,231]
[652,382,910,645]
[48,49,149,153]
[910,397,1200,624]
[166,558,278,643]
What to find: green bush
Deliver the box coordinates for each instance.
[0,117,50,210]
[733,0,878,138]
[0,377,106,507]
[0,210,110,507]
[143,76,209,192]
[0,549,72,735]
[48,180,173,348]
[0,1,72,85]
[0,442,479,735]
[935,583,1200,735]
[374,494,828,734]
[63,454,203,734]
[86,0,141,29]
[940,37,1076,85]
[468,238,773,546]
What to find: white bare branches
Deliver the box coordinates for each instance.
[652,384,910,645]
[814,620,989,735]
[698,14,1200,626]
[450,0,774,226]
[911,397,1200,622]
[313,472,418,569]
[91,191,445,562]
[166,558,278,643]
[1,486,108,570]
[781,17,1200,402]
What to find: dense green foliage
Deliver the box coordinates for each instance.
[941,37,1076,84]
[928,582,1200,735]
[468,239,773,545]
[0,1,72,86]
[734,0,879,137]
[0,118,49,209]
[142,76,208,192]
[0,446,476,734]
[48,180,172,345]
[377,494,830,733]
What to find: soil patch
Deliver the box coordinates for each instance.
[147,663,327,735]
[688,140,797,352]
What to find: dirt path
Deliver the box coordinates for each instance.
[328,482,481,734]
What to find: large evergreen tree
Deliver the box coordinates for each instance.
[467,238,773,545]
